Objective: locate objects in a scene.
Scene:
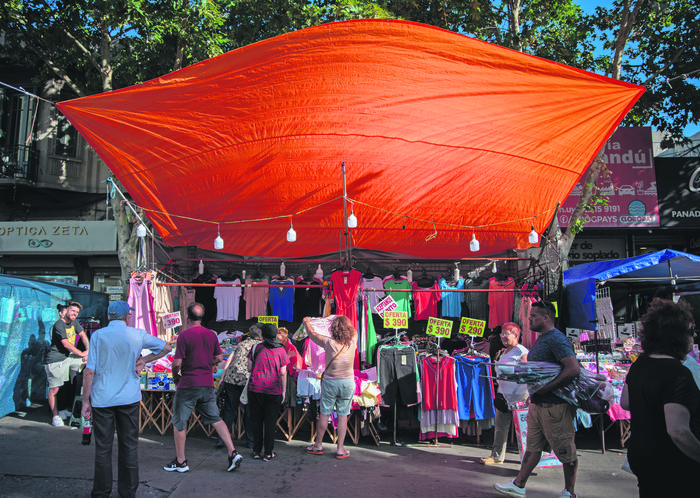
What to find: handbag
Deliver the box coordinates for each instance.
[494,392,510,413]
[240,344,262,405]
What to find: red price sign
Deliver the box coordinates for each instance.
[426,317,453,338]
[458,317,486,337]
[374,295,398,318]
[258,316,279,327]
[384,311,408,329]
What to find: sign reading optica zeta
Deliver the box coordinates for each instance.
[384,311,408,329]
[426,317,453,338]
[258,316,279,327]
[458,317,486,337]
[374,295,398,318]
[162,311,182,329]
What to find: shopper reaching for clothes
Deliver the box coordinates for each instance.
[303,315,357,459]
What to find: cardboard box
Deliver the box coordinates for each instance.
[147,372,169,391]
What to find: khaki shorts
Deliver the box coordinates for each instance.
[45,356,84,389]
[526,402,577,464]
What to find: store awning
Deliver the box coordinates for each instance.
[57,19,644,259]
[564,249,700,329]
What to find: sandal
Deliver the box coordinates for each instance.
[262,452,277,462]
[336,450,350,459]
[305,446,323,455]
[252,452,261,460]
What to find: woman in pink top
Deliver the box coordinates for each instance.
[304,315,357,459]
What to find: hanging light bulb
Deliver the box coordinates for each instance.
[469,233,480,252]
[198,259,204,274]
[287,218,296,242]
[492,261,498,273]
[214,223,224,250]
[315,264,323,279]
[529,225,539,244]
[280,260,286,277]
[406,268,413,282]
[347,203,357,229]
[136,224,147,238]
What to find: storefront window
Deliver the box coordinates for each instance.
[92,274,124,297]
[29,275,78,286]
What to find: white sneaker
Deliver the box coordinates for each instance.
[494,479,526,497]
[58,409,72,419]
[560,491,577,498]
[52,416,65,427]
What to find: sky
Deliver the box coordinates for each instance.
[575,0,699,138]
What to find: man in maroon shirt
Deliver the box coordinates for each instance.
[163,302,243,473]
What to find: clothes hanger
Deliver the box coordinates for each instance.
[392,266,402,280]
[363,266,376,279]
[416,267,435,287]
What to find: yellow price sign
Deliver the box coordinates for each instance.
[258,316,279,327]
[426,317,453,338]
[383,311,408,329]
[458,317,486,337]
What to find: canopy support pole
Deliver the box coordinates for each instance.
[342,162,352,266]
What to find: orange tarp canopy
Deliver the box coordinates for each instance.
[57,20,644,259]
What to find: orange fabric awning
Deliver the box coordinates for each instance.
[57,19,644,259]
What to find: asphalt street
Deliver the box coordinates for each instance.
[0,408,639,497]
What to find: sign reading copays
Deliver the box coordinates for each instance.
[383,311,408,329]
[458,317,486,337]
[258,316,279,327]
[426,317,453,338]
[374,295,398,318]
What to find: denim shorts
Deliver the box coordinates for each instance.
[172,386,221,431]
[319,377,354,416]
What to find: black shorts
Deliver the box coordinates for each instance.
[378,347,418,406]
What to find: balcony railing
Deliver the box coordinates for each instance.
[1,145,39,181]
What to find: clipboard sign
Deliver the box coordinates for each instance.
[512,408,563,468]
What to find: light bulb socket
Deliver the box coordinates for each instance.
[214,231,224,250]
[528,226,539,244]
[347,211,357,229]
[469,234,480,252]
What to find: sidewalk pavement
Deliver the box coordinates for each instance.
[0,409,639,497]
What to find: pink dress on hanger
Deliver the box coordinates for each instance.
[128,274,157,336]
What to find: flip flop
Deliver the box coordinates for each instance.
[306,446,323,455]
[336,451,350,459]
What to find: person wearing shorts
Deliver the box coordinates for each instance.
[45,301,89,427]
[303,315,357,459]
[164,302,243,473]
[495,301,581,498]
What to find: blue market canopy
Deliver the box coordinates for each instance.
[563,249,700,329]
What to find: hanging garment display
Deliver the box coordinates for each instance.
[453,356,495,421]
[595,287,615,339]
[412,281,440,320]
[384,277,412,317]
[420,355,459,439]
[192,272,217,323]
[244,277,269,319]
[363,276,385,312]
[213,278,242,321]
[269,277,295,322]
[128,273,157,336]
[488,276,515,328]
[330,269,362,328]
[439,277,465,318]
[294,276,323,321]
[377,344,420,407]
[153,276,175,341]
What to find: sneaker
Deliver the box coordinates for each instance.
[228,451,243,471]
[58,409,72,419]
[559,491,577,498]
[480,456,504,465]
[252,452,261,460]
[163,459,189,472]
[52,416,65,427]
[494,480,526,498]
[262,452,277,462]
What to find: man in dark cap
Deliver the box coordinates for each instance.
[82,300,172,498]
[164,302,243,473]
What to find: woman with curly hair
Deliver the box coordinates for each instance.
[303,315,357,459]
[621,298,700,496]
